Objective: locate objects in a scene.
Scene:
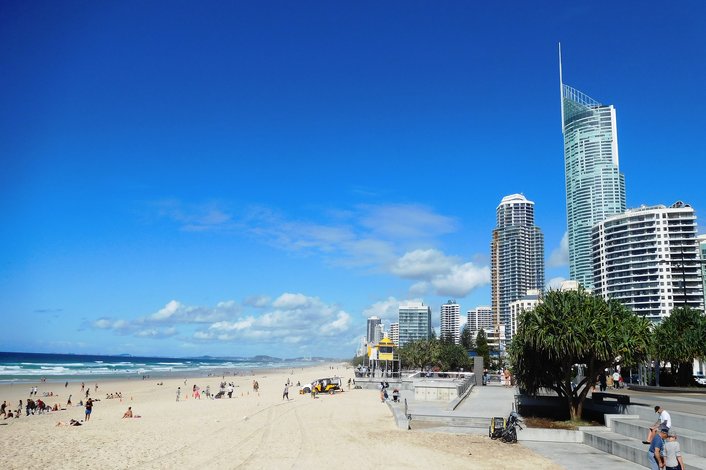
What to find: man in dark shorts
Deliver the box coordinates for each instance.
[85,398,93,421]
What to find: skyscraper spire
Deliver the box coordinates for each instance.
[560,55,626,289]
[559,42,564,128]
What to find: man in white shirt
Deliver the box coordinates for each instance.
[644,405,671,444]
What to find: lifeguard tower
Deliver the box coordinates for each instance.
[367,335,400,378]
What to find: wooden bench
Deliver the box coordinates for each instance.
[592,392,630,405]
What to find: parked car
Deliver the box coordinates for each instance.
[693,374,706,386]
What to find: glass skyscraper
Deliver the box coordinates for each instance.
[560,47,626,289]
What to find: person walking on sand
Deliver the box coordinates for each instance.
[176,387,181,402]
[84,398,93,422]
[283,383,289,401]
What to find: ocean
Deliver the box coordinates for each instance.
[0,351,316,384]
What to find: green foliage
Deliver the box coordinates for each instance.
[350,355,366,367]
[653,306,706,386]
[475,329,490,366]
[398,339,437,370]
[460,324,475,352]
[440,331,456,344]
[398,338,471,371]
[434,342,472,371]
[509,289,651,420]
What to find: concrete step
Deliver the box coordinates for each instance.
[611,417,706,458]
[626,404,706,433]
[583,429,706,469]
[408,415,490,428]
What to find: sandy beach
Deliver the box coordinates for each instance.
[0,363,560,469]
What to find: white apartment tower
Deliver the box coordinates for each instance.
[508,290,541,339]
[398,301,432,347]
[440,300,461,344]
[592,201,704,321]
[389,322,399,347]
[491,194,544,341]
[467,306,493,337]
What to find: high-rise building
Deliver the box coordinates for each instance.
[697,234,706,298]
[366,316,381,344]
[592,201,704,321]
[508,289,541,339]
[440,300,461,344]
[398,301,432,347]
[389,322,399,347]
[490,194,544,341]
[374,324,384,345]
[467,306,493,337]
[560,45,626,289]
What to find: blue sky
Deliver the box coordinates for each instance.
[1,1,704,358]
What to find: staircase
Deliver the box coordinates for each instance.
[582,404,706,469]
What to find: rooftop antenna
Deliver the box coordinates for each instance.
[559,42,565,132]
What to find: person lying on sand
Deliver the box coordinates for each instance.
[56,419,82,426]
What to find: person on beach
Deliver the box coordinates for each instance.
[67,395,72,406]
[644,405,671,444]
[176,387,181,402]
[283,383,289,400]
[84,398,93,421]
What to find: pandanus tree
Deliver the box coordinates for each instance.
[653,306,706,386]
[509,289,651,421]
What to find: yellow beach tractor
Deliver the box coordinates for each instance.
[300,377,342,394]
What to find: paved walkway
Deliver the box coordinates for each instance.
[617,387,706,415]
[402,383,706,469]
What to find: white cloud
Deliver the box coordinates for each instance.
[390,249,456,279]
[359,204,458,239]
[320,311,351,334]
[388,249,491,298]
[272,293,311,309]
[409,281,430,296]
[93,318,132,332]
[243,295,271,308]
[430,262,491,297]
[135,327,178,338]
[192,293,354,346]
[546,276,567,290]
[152,200,233,232]
[362,297,401,322]
[209,317,256,332]
[150,300,182,321]
[240,203,458,271]
[548,231,569,268]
